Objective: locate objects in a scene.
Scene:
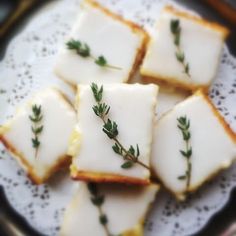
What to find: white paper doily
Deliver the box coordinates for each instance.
[0,0,236,235]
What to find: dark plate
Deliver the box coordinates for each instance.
[0,1,235,235]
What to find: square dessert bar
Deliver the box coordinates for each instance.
[141,6,229,92]
[60,182,159,236]
[69,83,158,185]
[151,90,236,200]
[0,88,77,184]
[55,0,149,86]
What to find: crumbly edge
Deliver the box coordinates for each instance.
[151,90,236,201]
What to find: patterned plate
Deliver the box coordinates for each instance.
[0,0,236,235]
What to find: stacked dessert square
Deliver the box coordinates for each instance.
[0,0,235,235]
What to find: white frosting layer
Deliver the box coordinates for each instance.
[157,87,188,119]
[141,8,225,87]
[60,182,159,236]
[151,92,236,199]
[2,88,76,180]
[55,1,145,85]
[71,84,158,180]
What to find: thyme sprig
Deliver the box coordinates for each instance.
[29,104,43,158]
[87,183,121,236]
[66,39,121,70]
[87,183,110,236]
[170,19,190,77]
[91,83,149,170]
[177,116,192,192]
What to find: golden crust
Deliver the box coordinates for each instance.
[0,136,71,184]
[128,32,150,83]
[152,90,236,201]
[52,87,76,111]
[1,136,71,184]
[0,88,75,185]
[55,0,149,85]
[72,171,150,185]
[198,90,236,143]
[61,183,159,236]
[164,5,230,39]
[72,84,157,186]
[142,74,209,93]
[84,0,148,38]
[141,5,229,92]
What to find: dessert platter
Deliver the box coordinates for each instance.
[0,0,235,235]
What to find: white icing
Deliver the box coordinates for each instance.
[55,1,145,85]
[72,83,158,180]
[151,92,236,198]
[3,88,77,180]
[141,8,225,86]
[157,88,189,119]
[60,182,159,236]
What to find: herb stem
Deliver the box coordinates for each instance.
[32,122,39,158]
[104,64,122,70]
[113,137,149,170]
[91,83,149,170]
[90,55,121,70]
[87,183,111,236]
[98,206,110,236]
[99,107,149,170]
[185,139,191,190]
[176,44,190,78]
[170,19,190,78]
[29,104,43,159]
[66,39,121,70]
[177,116,192,193]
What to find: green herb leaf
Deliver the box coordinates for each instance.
[90,83,150,171]
[170,19,180,34]
[32,138,40,148]
[112,143,122,155]
[99,214,108,225]
[91,195,105,206]
[87,182,98,195]
[177,116,192,192]
[128,145,135,156]
[95,56,107,67]
[136,144,140,157]
[91,83,103,103]
[121,161,133,169]
[180,150,190,158]
[176,51,185,62]
[174,31,180,46]
[66,39,90,57]
[178,175,186,180]
[29,104,43,158]
[170,19,190,77]
[103,119,118,139]
[67,39,121,70]
[66,39,81,50]
[87,183,111,234]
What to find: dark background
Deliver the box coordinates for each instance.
[0,0,236,236]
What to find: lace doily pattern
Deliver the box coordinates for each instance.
[0,0,235,235]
